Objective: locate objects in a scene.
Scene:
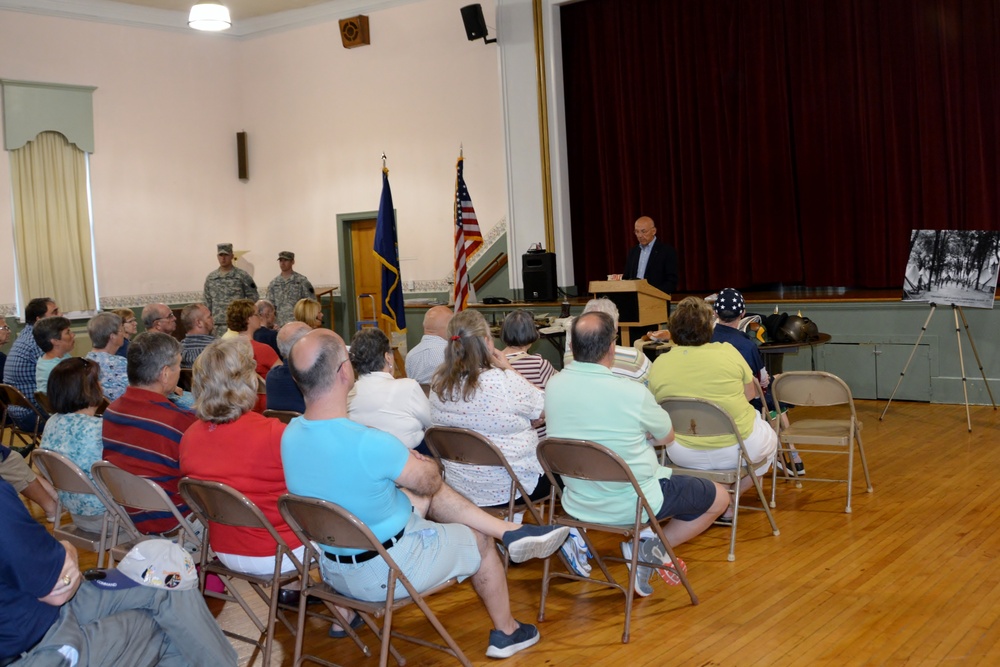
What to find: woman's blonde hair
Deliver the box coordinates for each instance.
[431,309,493,402]
[293,298,323,328]
[192,338,258,423]
[668,296,715,346]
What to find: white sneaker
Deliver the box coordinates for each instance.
[559,529,591,576]
[620,541,654,597]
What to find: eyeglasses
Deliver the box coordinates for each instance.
[153,314,176,322]
[0,325,9,331]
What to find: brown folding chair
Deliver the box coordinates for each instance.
[657,394,780,561]
[770,371,873,513]
[176,368,194,392]
[278,493,472,667]
[33,391,54,416]
[0,383,46,454]
[178,478,301,667]
[262,409,300,424]
[535,438,698,644]
[91,461,199,563]
[32,449,112,568]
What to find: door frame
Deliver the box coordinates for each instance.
[336,210,380,333]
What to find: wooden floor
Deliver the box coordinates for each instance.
[39,399,1000,666]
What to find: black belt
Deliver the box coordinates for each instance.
[324,525,406,565]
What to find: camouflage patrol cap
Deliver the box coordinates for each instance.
[217,243,233,256]
[277,251,295,261]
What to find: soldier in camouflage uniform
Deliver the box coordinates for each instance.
[266,251,316,327]
[204,243,258,336]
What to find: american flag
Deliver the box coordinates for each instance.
[453,155,483,311]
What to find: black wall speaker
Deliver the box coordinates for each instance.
[461,4,488,41]
[522,252,557,302]
[236,131,248,181]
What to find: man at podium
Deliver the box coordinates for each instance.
[623,216,678,295]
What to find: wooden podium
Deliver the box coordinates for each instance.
[589,280,671,346]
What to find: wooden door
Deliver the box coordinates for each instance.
[349,218,404,376]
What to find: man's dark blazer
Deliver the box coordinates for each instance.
[623,238,679,295]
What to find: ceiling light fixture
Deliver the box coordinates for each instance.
[188,2,231,31]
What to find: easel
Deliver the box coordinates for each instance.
[880,303,997,431]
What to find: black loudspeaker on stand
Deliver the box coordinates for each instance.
[522,252,557,302]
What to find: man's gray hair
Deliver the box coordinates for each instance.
[277,322,311,358]
[88,312,122,349]
[583,297,620,328]
[127,332,181,387]
[141,303,167,329]
[256,299,275,316]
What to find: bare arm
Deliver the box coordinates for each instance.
[395,451,443,498]
[39,541,81,607]
[651,428,676,449]
[744,382,756,401]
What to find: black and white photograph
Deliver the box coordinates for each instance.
[901,230,1000,309]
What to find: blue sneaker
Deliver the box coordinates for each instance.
[486,621,540,659]
[620,540,654,597]
[501,525,570,563]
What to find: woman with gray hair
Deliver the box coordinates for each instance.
[85,312,128,401]
[179,338,360,632]
[347,328,432,453]
[500,310,557,439]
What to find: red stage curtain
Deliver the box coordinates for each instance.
[561,0,1000,292]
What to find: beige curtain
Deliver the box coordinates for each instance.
[10,131,96,312]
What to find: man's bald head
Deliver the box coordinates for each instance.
[571,311,617,365]
[277,321,311,358]
[288,328,349,400]
[423,306,454,339]
[634,216,657,247]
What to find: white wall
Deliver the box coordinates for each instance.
[0,0,508,310]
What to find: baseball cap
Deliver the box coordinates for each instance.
[217,243,233,256]
[713,288,745,320]
[277,251,294,261]
[88,539,198,591]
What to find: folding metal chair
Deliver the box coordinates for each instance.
[262,409,300,424]
[178,478,301,667]
[770,371,873,513]
[535,438,698,644]
[0,383,46,454]
[32,449,111,568]
[278,493,472,667]
[91,461,199,563]
[657,394,780,561]
[33,391,53,416]
[177,368,194,392]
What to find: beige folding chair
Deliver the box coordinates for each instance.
[32,449,111,568]
[0,383,46,454]
[278,493,472,667]
[770,371,873,513]
[536,438,698,644]
[33,391,54,416]
[657,395,780,561]
[91,461,199,563]
[262,409,300,424]
[179,478,301,667]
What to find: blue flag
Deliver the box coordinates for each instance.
[373,167,406,332]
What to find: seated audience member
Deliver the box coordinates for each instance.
[102,332,197,534]
[293,297,325,329]
[227,299,281,412]
[546,311,729,596]
[563,298,651,385]
[348,328,431,452]
[404,305,453,384]
[3,297,59,429]
[430,309,547,508]
[112,308,137,359]
[649,296,778,522]
[711,288,803,474]
[0,320,11,377]
[0,444,58,521]
[265,322,310,414]
[85,312,128,402]
[40,357,108,532]
[179,303,215,368]
[34,317,75,395]
[500,310,557,439]
[0,486,238,667]
[142,302,177,336]
[281,328,569,659]
[253,299,281,357]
